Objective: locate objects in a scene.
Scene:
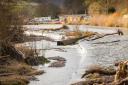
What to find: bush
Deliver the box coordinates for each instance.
[15,45,35,57]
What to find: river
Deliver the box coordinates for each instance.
[27,25,128,85]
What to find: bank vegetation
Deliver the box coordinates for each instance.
[0,0,48,85]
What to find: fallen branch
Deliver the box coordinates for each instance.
[116,77,128,85]
[57,35,89,46]
[0,56,8,60]
[92,40,120,44]
[0,73,15,76]
[85,33,118,41]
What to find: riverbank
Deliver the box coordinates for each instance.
[0,55,44,85]
[0,39,49,85]
[72,60,128,85]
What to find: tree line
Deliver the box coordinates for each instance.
[34,0,128,16]
[0,0,29,42]
[64,0,128,15]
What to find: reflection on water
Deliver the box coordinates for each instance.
[25,40,57,49]
[24,40,57,56]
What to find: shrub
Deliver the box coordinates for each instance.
[15,45,36,57]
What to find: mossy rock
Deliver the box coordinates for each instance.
[25,56,49,66]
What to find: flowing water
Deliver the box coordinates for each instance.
[27,25,128,85]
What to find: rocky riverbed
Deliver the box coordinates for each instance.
[25,25,128,85]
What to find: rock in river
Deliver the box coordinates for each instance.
[49,61,66,67]
[47,56,66,61]
[48,56,66,67]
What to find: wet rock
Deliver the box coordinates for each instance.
[71,81,87,85]
[71,78,103,85]
[85,73,101,79]
[79,61,128,85]
[25,56,49,66]
[103,76,114,83]
[49,61,65,67]
[57,38,77,45]
[78,65,117,85]
[27,76,39,81]
[83,74,114,84]
[85,78,103,85]
[47,56,66,61]
[54,49,67,52]
[82,65,116,78]
[114,60,123,66]
[48,56,66,67]
[115,77,128,85]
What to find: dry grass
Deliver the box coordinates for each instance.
[0,43,46,85]
[66,31,82,37]
[66,31,95,38]
[118,15,128,28]
[15,45,36,57]
[0,46,44,85]
[0,75,29,85]
[0,61,44,85]
[0,63,34,75]
[82,31,95,37]
[89,13,128,28]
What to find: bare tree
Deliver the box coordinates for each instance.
[0,0,29,42]
[64,0,85,14]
